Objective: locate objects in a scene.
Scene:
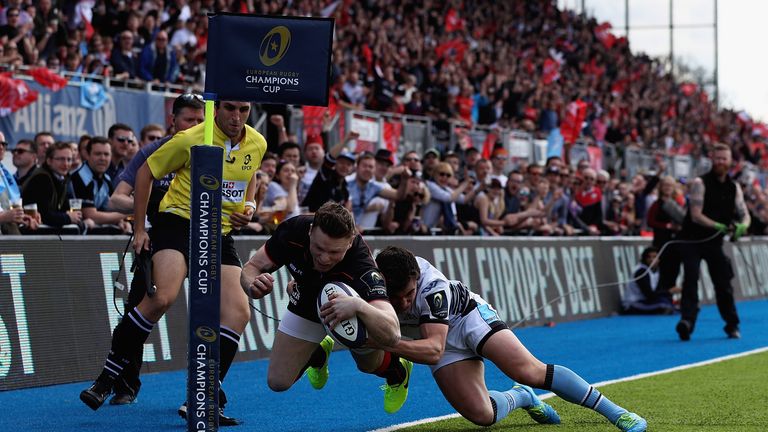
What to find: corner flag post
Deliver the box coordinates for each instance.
[187,92,223,432]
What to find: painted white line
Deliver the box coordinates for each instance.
[369,347,768,432]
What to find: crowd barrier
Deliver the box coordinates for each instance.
[2,235,767,391]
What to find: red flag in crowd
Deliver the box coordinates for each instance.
[435,39,468,63]
[0,73,39,117]
[560,99,587,144]
[444,7,465,32]
[481,131,498,160]
[29,67,69,91]
[680,82,698,97]
[594,22,616,49]
[383,120,402,156]
[542,58,560,85]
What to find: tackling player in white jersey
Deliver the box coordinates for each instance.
[374,246,647,432]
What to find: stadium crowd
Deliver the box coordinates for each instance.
[2,0,768,237]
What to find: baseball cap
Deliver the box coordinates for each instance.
[338,152,356,162]
[424,148,440,159]
[374,148,394,165]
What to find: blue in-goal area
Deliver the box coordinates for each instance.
[1,299,766,432]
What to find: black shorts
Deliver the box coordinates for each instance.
[150,212,241,268]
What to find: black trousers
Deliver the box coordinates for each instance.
[657,241,682,295]
[679,240,740,327]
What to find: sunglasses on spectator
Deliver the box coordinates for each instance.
[560,173,570,178]
[180,93,204,103]
[116,136,135,143]
[146,135,162,141]
[8,13,19,18]
[0,141,7,147]
[12,148,32,154]
[437,172,452,178]
[584,176,596,181]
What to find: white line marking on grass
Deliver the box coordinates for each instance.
[370,347,768,432]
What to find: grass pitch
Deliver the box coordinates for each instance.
[398,350,768,432]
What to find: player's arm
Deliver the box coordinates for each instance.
[689,178,720,228]
[387,322,448,365]
[240,245,278,299]
[320,297,401,348]
[108,181,135,213]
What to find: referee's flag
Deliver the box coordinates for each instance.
[205,13,334,106]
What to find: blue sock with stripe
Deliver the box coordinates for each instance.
[488,387,531,423]
[544,364,627,423]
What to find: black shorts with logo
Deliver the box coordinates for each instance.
[150,212,241,268]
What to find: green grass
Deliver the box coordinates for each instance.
[398,351,768,432]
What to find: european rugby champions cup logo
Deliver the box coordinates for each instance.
[246,25,300,93]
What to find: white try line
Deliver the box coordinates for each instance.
[369,346,768,432]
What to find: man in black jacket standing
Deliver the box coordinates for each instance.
[676,144,749,341]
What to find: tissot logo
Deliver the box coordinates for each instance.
[259,26,291,67]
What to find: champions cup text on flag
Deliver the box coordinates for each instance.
[204,13,335,106]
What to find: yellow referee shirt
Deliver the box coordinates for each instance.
[146,121,267,235]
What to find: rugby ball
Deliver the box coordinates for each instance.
[316,281,368,349]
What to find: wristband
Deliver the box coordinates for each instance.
[244,201,257,211]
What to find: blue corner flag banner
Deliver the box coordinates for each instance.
[205,13,334,106]
[188,145,223,431]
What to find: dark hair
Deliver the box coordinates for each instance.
[273,160,294,183]
[262,152,278,163]
[86,136,110,154]
[45,141,73,160]
[312,201,356,239]
[108,123,133,138]
[33,131,54,144]
[641,246,658,262]
[375,246,420,295]
[713,143,731,154]
[15,139,37,154]
[173,93,204,115]
[278,141,301,157]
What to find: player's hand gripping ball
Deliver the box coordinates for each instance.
[316,281,368,348]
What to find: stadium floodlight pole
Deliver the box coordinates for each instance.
[187,92,223,432]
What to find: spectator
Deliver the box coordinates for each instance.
[621,247,675,315]
[106,123,135,179]
[347,152,401,230]
[422,162,473,235]
[11,139,37,187]
[421,148,440,180]
[572,169,604,235]
[21,141,82,229]
[474,178,506,236]
[277,141,301,167]
[489,148,509,186]
[139,124,164,148]
[33,132,55,165]
[298,134,325,203]
[647,175,686,298]
[259,152,278,181]
[382,169,430,235]
[111,30,139,80]
[71,136,131,234]
[261,160,299,225]
[301,132,358,212]
[138,30,178,83]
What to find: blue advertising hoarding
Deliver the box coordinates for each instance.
[0,82,166,146]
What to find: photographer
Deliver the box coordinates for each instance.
[382,168,430,234]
